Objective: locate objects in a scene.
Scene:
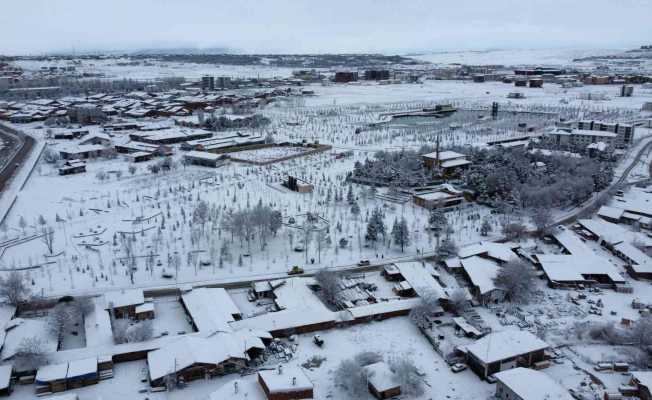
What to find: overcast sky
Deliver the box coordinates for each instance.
[2,0,651,55]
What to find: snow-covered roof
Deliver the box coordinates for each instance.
[347,298,421,319]
[229,307,336,333]
[258,366,313,394]
[67,357,97,378]
[458,241,518,263]
[183,150,222,161]
[614,242,652,273]
[272,277,322,311]
[598,206,625,221]
[549,128,618,138]
[441,158,472,168]
[36,362,68,383]
[632,371,652,390]
[465,330,548,364]
[577,218,627,246]
[551,226,591,256]
[537,253,625,284]
[58,144,106,155]
[0,365,11,389]
[103,289,144,310]
[364,362,399,393]
[393,261,448,300]
[422,150,467,161]
[181,288,240,334]
[0,305,17,351]
[209,377,266,400]
[147,335,247,381]
[494,367,573,400]
[460,256,501,295]
[135,302,155,314]
[1,318,58,361]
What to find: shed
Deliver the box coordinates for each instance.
[66,357,98,388]
[258,366,313,400]
[35,363,68,393]
[135,303,155,320]
[363,362,400,399]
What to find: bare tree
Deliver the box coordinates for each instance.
[448,289,469,315]
[120,235,136,284]
[531,207,552,237]
[409,292,441,329]
[314,268,342,307]
[14,336,48,371]
[493,259,537,303]
[0,270,31,305]
[334,356,376,398]
[41,226,55,254]
[389,355,424,396]
[48,304,70,344]
[502,222,527,241]
[125,320,154,343]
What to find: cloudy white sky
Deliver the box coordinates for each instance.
[1,0,651,55]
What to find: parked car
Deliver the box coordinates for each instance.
[486,375,497,384]
[313,335,324,347]
[287,266,304,275]
[451,363,467,373]
[358,259,371,266]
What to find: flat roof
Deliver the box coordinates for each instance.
[364,362,399,393]
[258,367,313,394]
[103,289,144,309]
[0,365,11,389]
[184,150,222,161]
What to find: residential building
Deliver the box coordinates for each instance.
[494,368,573,400]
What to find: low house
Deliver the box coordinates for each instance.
[128,151,154,163]
[135,303,155,320]
[35,363,68,394]
[422,150,471,175]
[181,288,241,334]
[58,144,106,160]
[257,366,313,400]
[464,330,549,379]
[183,150,226,168]
[631,371,652,400]
[79,133,111,146]
[147,336,248,388]
[612,242,652,280]
[103,289,145,319]
[0,365,12,396]
[363,362,400,399]
[58,160,86,176]
[494,368,573,400]
[459,256,507,305]
[413,185,464,209]
[65,358,99,389]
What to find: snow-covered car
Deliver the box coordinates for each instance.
[358,259,371,266]
[450,363,467,373]
[287,266,304,275]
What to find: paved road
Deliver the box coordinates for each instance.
[0,123,35,193]
[551,136,652,227]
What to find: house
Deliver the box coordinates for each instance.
[257,366,314,400]
[128,151,155,163]
[464,330,549,379]
[58,144,106,160]
[35,363,68,394]
[459,256,507,305]
[363,362,400,399]
[79,133,111,146]
[147,336,249,388]
[65,358,99,389]
[631,371,652,400]
[422,150,471,175]
[494,368,573,400]
[389,261,449,302]
[0,365,12,396]
[283,175,314,193]
[181,288,242,333]
[103,289,145,319]
[413,185,465,209]
[183,150,226,168]
[612,242,652,280]
[536,253,626,287]
[58,160,86,176]
[135,303,155,320]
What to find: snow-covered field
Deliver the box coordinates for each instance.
[1,75,652,400]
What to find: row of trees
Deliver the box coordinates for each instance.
[220,200,283,251]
